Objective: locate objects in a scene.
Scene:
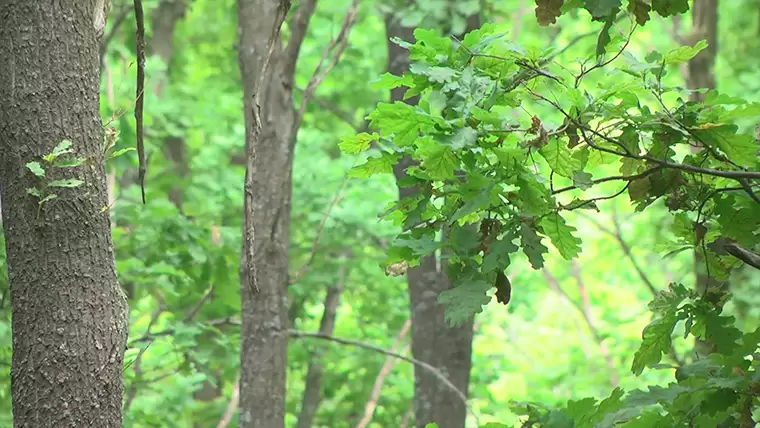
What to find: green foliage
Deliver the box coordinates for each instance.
[25,139,86,214]
[345,8,760,427]
[1,1,759,427]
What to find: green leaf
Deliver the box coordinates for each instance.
[520,223,549,269]
[26,161,46,178]
[584,0,622,18]
[107,147,136,160]
[445,127,478,150]
[662,40,708,65]
[596,13,617,59]
[535,0,564,25]
[450,186,493,224]
[691,124,757,168]
[50,139,74,159]
[26,188,42,197]
[572,171,594,190]
[367,102,439,147]
[627,0,652,25]
[38,194,58,205]
[48,179,84,188]
[53,157,85,168]
[651,0,689,17]
[339,132,378,154]
[539,213,582,260]
[482,234,519,272]
[438,280,492,326]
[371,72,407,90]
[348,153,397,178]
[631,313,678,375]
[539,138,582,178]
[449,224,481,254]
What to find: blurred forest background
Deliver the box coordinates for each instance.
[1,0,759,427]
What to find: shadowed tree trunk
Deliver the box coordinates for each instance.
[685,0,721,357]
[384,9,479,428]
[236,0,300,426]
[0,2,130,427]
[150,0,190,209]
[295,260,346,428]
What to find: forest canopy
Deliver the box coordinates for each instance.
[0,0,759,427]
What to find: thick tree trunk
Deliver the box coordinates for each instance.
[237,0,295,426]
[384,13,478,428]
[0,2,130,427]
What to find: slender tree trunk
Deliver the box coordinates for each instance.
[0,2,130,427]
[150,0,190,209]
[384,11,479,428]
[295,263,346,428]
[236,0,296,426]
[685,0,721,356]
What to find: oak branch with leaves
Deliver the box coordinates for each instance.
[341,9,760,426]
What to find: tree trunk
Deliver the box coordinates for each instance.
[150,0,190,209]
[685,0,721,357]
[295,262,346,428]
[384,12,478,428]
[236,0,295,426]
[0,2,130,427]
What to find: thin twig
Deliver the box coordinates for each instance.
[290,176,349,284]
[355,319,412,428]
[527,88,760,181]
[216,374,241,428]
[296,259,348,428]
[289,330,469,407]
[124,298,166,411]
[133,0,147,204]
[543,267,618,387]
[100,5,132,67]
[291,0,360,137]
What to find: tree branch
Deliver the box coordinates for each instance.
[282,0,319,80]
[355,319,412,428]
[99,5,133,68]
[527,88,760,182]
[543,267,618,387]
[289,176,349,285]
[290,0,360,138]
[216,374,240,428]
[295,260,348,428]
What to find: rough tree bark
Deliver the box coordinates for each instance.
[384,9,480,428]
[0,2,130,427]
[236,0,298,426]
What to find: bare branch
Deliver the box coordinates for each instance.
[296,260,348,428]
[99,5,132,68]
[133,0,147,204]
[576,210,658,296]
[527,88,760,182]
[355,319,412,428]
[124,297,166,411]
[216,374,240,428]
[543,267,618,387]
[283,0,320,79]
[289,329,469,407]
[291,0,360,136]
[289,176,349,285]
